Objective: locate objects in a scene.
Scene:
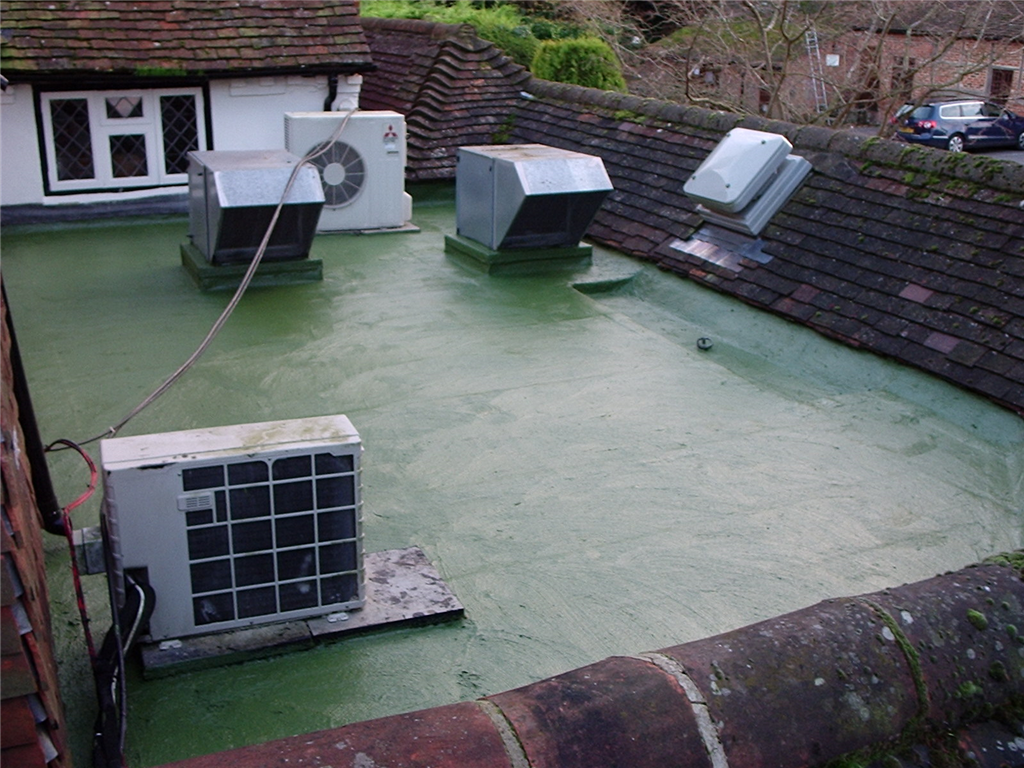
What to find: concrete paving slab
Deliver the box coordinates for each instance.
[140,547,463,677]
[307,546,465,638]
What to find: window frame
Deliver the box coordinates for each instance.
[38,86,207,194]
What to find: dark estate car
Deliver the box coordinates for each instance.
[893,99,1024,152]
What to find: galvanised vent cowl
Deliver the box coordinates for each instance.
[188,150,325,265]
[456,144,612,251]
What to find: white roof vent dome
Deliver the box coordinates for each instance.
[683,127,812,237]
[683,127,793,213]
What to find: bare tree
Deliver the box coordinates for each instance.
[559,0,1024,129]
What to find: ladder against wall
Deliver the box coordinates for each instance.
[805,28,828,114]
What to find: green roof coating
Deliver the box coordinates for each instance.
[2,187,1020,765]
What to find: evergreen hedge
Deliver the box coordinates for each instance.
[531,37,627,92]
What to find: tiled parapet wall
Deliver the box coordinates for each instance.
[1,287,70,767]
[360,19,1023,409]
[162,558,1024,768]
[508,79,1024,413]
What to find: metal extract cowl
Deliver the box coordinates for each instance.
[455,144,612,251]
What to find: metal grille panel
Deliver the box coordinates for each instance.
[181,452,362,628]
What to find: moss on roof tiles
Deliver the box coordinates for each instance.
[0,0,372,76]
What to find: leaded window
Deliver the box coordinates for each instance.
[49,99,95,182]
[41,88,205,192]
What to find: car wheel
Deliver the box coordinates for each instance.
[1017,131,1024,151]
[947,134,965,152]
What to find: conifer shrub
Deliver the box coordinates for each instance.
[530,37,627,92]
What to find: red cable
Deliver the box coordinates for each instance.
[47,438,99,665]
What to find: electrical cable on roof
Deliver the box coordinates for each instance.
[39,105,358,768]
[51,105,357,451]
[48,439,99,662]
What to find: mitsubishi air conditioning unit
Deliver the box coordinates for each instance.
[284,111,412,232]
[101,415,364,642]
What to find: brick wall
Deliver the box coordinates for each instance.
[1,284,70,768]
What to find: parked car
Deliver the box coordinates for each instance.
[892,99,1024,152]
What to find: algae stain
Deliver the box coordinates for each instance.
[989,660,1008,682]
[967,609,988,631]
[955,680,983,698]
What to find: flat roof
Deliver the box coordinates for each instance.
[2,184,1021,765]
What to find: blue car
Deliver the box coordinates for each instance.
[893,99,1024,152]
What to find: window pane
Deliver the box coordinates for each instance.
[109,134,148,177]
[50,99,95,181]
[106,96,143,119]
[161,94,199,175]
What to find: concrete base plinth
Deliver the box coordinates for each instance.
[140,547,463,678]
[444,234,592,275]
[180,242,323,291]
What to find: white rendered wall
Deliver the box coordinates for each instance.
[209,75,332,151]
[0,74,362,208]
[0,84,47,207]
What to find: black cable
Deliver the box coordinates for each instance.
[92,566,154,768]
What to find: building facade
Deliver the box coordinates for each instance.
[0,0,373,209]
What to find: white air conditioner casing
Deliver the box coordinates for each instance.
[101,415,364,642]
[284,111,412,232]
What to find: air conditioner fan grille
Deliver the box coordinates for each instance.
[308,140,365,208]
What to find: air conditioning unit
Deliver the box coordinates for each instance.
[284,111,412,232]
[101,415,364,642]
